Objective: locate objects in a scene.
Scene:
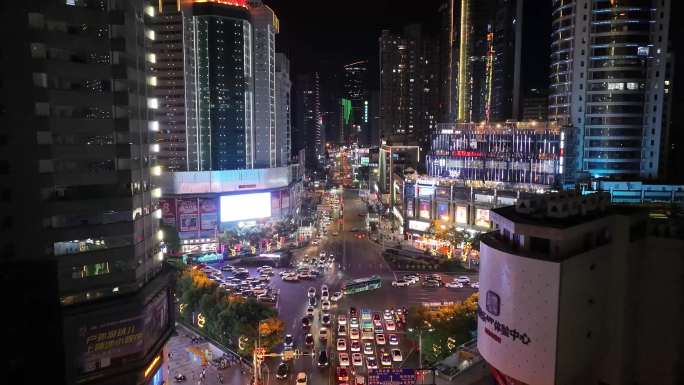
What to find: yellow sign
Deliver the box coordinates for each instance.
[197,313,206,328]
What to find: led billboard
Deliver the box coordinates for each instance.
[220,192,272,222]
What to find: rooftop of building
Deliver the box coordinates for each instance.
[491,203,642,230]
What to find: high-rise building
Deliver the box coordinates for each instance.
[249,0,279,168]
[478,192,683,385]
[1,1,173,384]
[294,73,322,170]
[148,0,187,172]
[379,26,439,153]
[343,60,370,145]
[549,0,672,179]
[182,0,254,171]
[522,88,549,122]
[275,53,291,167]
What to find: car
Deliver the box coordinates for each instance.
[283,334,294,348]
[321,291,330,301]
[363,342,374,355]
[317,350,329,367]
[374,323,383,334]
[366,355,378,369]
[391,279,410,287]
[296,372,307,385]
[336,367,349,382]
[337,324,347,336]
[388,334,399,346]
[322,313,332,326]
[391,349,402,362]
[304,333,314,346]
[422,279,441,287]
[337,338,347,351]
[350,328,360,340]
[301,317,311,330]
[319,327,329,342]
[350,340,361,352]
[456,275,471,284]
[306,306,315,317]
[383,310,392,321]
[321,300,331,311]
[386,320,396,331]
[445,282,464,289]
[311,240,319,245]
[351,353,363,367]
[308,297,317,307]
[331,292,343,302]
[338,352,350,366]
[472,282,479,289]
[282,274,299,282]
[403,274,419,284]
[307,287,316,298]
[380,351,392,366]
[372,313,382,326]
[350,317,359,328]
[375,333,386,345]
[350,307,358,317]
[276,362,290,380]
[321,284,328,292]
[174,373,187,382]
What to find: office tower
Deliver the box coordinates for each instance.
[379,26,440,154]
[182,0,254,171]
[490,0,517,121]
[438,0,457,123]
[275,53,291,167]
[549,0,672,179]
[478,192,683,385]
[294,73,322,170]
[1,1,173,384]
[318,64,343,146]
[343,60,370,145]
[249,0,279,168]
[148,0,187,172]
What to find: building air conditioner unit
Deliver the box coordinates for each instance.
[547,198,571,218]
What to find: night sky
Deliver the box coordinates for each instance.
[267,0,445,75]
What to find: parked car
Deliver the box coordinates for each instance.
[276,362,290,380]
[296,373,307,385]
[445,282,464,289]
[455,276,471,284]
[391,349,403,362]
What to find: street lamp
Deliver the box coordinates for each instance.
[409,324,434,369]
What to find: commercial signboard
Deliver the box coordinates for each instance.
[177,198,199,232]
[199,198,218,231]
[419,200,431,220]
[477,244,560,385]
[408,220,430,232]
[437,201,449,220]
[406,199,414,218]
[78,315,144,374]
[475,208,491,228]
[159,198,176,227]
[455,205,468,224]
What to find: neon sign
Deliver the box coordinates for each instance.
[452,150,482,157]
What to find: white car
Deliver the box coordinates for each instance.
[338,352,350,366]
[306,306,315,317]
[385,320,396,331]
[350,340,361,352]
[375,333,386,345]
[383,310,393,321]
[403,274,419,284]
[391,279,410,287]
[337,338,347,351]
[282,274,299,282]
[472,282,479,289]
[296,372,307,385]
[350,317,359,328]
[331,292,343,302]
[391,349,403,362]
[319,327,329,342]
[321,300,331,311]
[337,324,347,336]
[456,276,471,284]
[307,287,316,298]
[351,353,363,367]
[338,314,347,325]
[445,282,464,289]
[321,291,330,301]
[363,342,374,355]
[350,328,360,340]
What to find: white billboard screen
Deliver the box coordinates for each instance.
[220,192,272,222]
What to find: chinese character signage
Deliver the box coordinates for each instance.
[159,198,176,227]
[199,198,218,231]
[78,315,145,374]
[178,198,199,232]
[368,368,416,385]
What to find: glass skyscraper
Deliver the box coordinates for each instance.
[183,1,254,171]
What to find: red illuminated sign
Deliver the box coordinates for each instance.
[188,0,248,8]
[452,150,482,157]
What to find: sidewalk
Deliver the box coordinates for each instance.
[165,323,251,385]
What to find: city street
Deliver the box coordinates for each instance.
[192,188,478,385]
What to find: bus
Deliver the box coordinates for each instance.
[343,275,382,295]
